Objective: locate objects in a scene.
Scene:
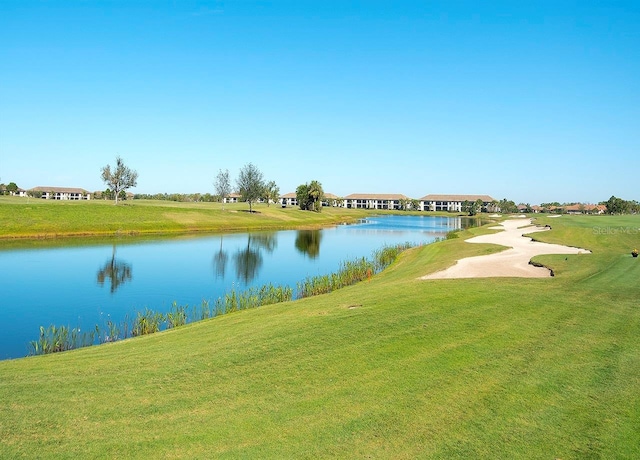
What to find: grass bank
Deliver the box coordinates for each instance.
[0,196,461,245]
[1,214,639,458]
[0,196,376,241]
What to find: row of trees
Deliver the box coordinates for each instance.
[213,163,280,212]
[460,198,517,216]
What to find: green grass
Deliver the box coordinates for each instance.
[0,196,380,242]
[1,214,639,458]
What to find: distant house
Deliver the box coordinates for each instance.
[222,193,242,204]
[1,185,28,197]
[322,193,341,207]
[419,194,495,212]
[342,193,411,210]
[565,204,606,215]
[29,186,91,200]
[280,192,298,207]
[280,192,341,207]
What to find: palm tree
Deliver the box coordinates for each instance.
[308,180,324,212]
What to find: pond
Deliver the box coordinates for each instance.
[0,215,470,359]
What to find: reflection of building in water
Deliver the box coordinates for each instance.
[444,216,462,229]
[97,246,132,293]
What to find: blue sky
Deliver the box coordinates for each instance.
[1,1,638,204]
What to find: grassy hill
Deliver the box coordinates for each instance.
[1,213,639,458]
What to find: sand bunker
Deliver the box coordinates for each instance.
[421,218,590,279]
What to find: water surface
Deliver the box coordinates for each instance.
[0,215,466,359]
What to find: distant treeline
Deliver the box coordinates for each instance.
[601,196,640,214]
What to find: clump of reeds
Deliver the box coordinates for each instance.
[297,243,415,298]
[191,300,213,321]
[445,230,460,239]
[132,308,165,336]
[372,242,413,271]
[166,302,188,329]
[212,283,293,315]
[29,325,98,355]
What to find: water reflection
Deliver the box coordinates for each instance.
[249,233,277,255]
[295,230,323,259]
[213,236,228,279]
[232,233,277,284]
[97,245,132,293]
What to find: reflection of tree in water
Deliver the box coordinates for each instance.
[295,230,322,259]
[213,236,228,279]
[97,245,132,294]
[233,233,276,284]
[234,242,262,284]
[250,232,277,254]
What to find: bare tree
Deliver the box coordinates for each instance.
[214,169,232,209]
[101,157,138,205]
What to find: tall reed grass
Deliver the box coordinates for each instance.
[297,242,414,298]
[29,325,98,355]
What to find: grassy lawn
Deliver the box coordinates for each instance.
[0,196,380,242]
[1,213,639,458]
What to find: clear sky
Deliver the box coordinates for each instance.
[1,1,638,204]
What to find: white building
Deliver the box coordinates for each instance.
[343,193,411,210]
[222,193,242,204]
[279,192,298,207]
[29,186,91,200]
[419,194,495,212]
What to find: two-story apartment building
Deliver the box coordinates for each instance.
[342,193,411,210]
[29,186,91,200]
[420,194,495,212]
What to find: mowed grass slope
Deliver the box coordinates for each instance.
[1,215,639,458]
[0,196,374,239]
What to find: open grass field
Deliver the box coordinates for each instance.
[1,212,639,458]
[0,196,380,241]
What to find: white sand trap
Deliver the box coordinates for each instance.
[421,218,590,279]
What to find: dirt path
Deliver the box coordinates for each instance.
[421,218,590,279]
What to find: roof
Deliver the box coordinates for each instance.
[565,203,607,212]
[30,186,89,194]
[280,192,297,198]
[344,193,411,200]
[420,194,495,202]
